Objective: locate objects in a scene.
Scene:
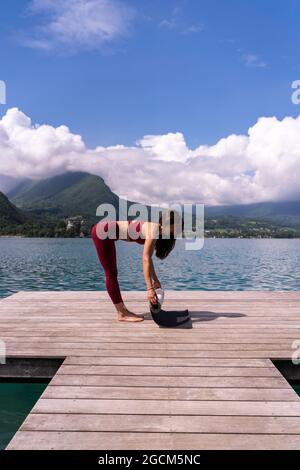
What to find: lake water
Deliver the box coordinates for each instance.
[1,237,300,299]
[0,380,49,449]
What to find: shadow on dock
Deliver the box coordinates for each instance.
[190,311,246,322]
[178,311,246,329]
[143,311,246,329]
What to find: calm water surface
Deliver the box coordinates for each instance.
[0,381,49,449]
[1,237,300,299]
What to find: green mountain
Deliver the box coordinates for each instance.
[8,172,119,224]
[6,170,300,227]
[0,191,28,234]
[4,171,300,237]
[0,191,24,223]
[205,201,300,227]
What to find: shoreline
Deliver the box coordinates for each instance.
[1,235,300,240]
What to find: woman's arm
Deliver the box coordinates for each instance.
[150,258,161,288]
[143,236,158,304]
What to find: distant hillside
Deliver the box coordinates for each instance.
[11,172,300,227]
[8,172,120,224]
[0,191,25,227]
[205,201,300,227]
[0,192,24,224]
[4,171,300,238]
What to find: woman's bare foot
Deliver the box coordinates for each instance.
[117,307,144,322]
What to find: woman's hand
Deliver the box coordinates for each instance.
[147,287,158,305]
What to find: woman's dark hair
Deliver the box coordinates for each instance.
[154,210,184,260]
[155,238,176,260]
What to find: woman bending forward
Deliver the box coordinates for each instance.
[91,213,178,322]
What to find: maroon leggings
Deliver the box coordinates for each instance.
[91,222,123,304]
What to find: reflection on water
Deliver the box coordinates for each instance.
[293,385,300,397]
[0,381,49,449]
[1,237,300,299]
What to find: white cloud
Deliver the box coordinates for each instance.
[182,24,203,34]
[1,107,300,205]
[159,18,177,31]
[243,54,267,68]
[138,133,191,162]
[22,0,135,52]
[159,5,203,35]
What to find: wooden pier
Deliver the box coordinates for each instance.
[1,290,300,450]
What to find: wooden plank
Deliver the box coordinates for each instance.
[3,337,296,348]
[6,349,297,359]
[63,357,270,367]
[21,413,300,434]
[6,431,173,450]
[3,333,298,341]
[171,433,300,450]
[42,386,298,401]
[7,431,300,450]
[32,398,300,416]
[58,365,282,377]
[50,374,289,388]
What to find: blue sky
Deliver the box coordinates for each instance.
[1,0,299,148]
[1,0,300,205]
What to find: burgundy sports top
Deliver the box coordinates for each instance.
[100,220,145,245]
[127,220,145,245]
